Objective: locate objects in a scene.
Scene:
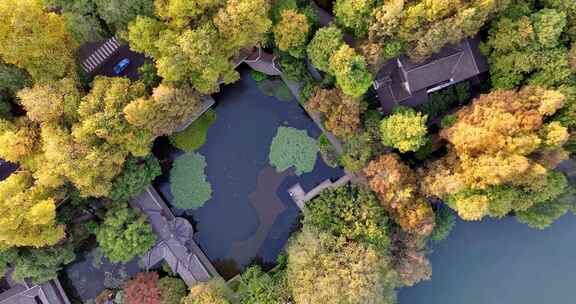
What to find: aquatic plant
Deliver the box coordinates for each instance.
[269,126,318,175]
[170,110,217,152]
[170,152,213,209]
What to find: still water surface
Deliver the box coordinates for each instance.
[400,213,576,304]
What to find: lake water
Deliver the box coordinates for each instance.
[400,213,576,304]
[154,66,344,278]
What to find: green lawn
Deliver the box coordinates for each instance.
[170,109,217,152]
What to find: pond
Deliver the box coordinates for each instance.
[153,66,344,278]
[399,213,576,304]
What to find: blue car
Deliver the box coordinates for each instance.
[113,58,130,75]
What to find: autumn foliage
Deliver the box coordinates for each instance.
[306,88,365,138]
[421,86,571,221]
[123,272,161,304]
[364,154,435,236]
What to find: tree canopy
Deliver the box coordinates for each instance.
[274,9,310,58]
[96,203,157,263]
[421,86,572,224]
[380,107,428,153]
[304,185,390,250]
[286,227,399,304]
[127,0,271,94]
[0,0,78,83]
[306,88,365,138]
[483,6,574,89]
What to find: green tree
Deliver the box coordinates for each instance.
[304,185,390,250]
[334,0,377,38]
[430,208,456,242]
[11,245,75,284]
[110,155,161,202]
[158,276,187,304]
[380,107,428,153]
[269,127,319,175]
[273,9,310,58]
[170,152,212,210]
[0,248,18,276]
[237,265,291,304]
[96,203,157,263]
[286,227,399,304]
[329,45,373,97]
[0,0,78,82]
[94,0,155,32]
[307,26,344,73]
[181,278,234,304]
[483,7,573,89]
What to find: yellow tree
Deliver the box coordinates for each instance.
[124,83,204,136]
[73,76,154,157]
[0,172,65,248]
[17,78,81,126]
[0,0,77,82]
[273,9,310,58]
[422,86,571,222]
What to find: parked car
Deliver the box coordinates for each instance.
[113,58,130,75]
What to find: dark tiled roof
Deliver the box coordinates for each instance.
[131,187,219,287]
[0,274,70,304]
[374,37,488,113]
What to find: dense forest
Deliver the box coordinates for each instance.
[0,0,575,303]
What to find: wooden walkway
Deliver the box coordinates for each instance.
[288,173,353,210]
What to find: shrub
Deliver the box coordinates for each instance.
[278,54,312,82]
[440,113,457,128]
[170,152,212,209]
[170,110,217,152]
[96,203,157,263]
[269,126,318,175]
[250,70,268,82]
[110,155,161,201]
[138,60,161,91]
[158,277,187,304]
[318,134,339,168]
[340,132,374,172]
[430,208,456,242]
